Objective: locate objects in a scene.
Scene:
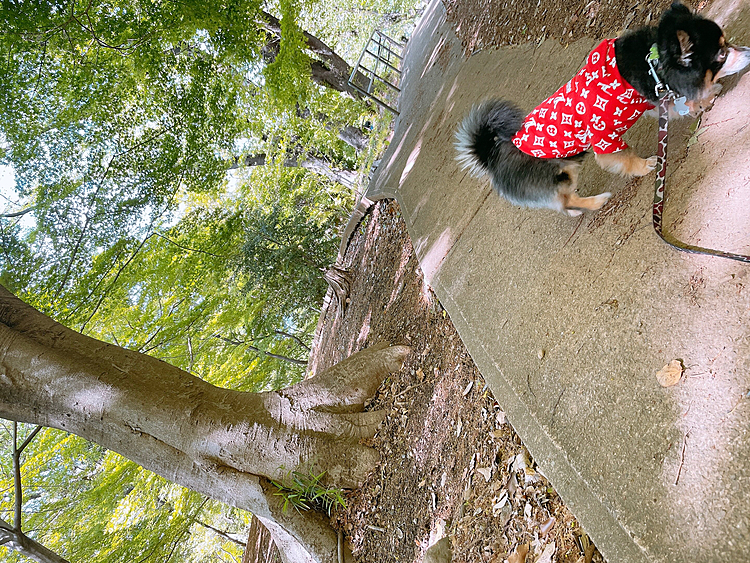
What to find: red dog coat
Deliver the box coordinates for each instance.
[511,39,654,159]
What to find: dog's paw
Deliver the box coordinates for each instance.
[588,192,612,212]
[633,156,658,176]
[595,192,612,206]
[566,209,584,217]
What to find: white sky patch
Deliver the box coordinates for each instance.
[0,164,37,231]
[0,165,16,203]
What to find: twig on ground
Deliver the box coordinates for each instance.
[674,429,691,486]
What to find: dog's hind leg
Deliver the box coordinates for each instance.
[553,162,610,215]
[559,192,612,216]
[595,149,657,177]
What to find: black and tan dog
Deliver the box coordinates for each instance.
[455,2,750,215]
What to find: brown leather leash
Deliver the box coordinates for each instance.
[649,51,750,263]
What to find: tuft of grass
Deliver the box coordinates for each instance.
[271,469,347,516]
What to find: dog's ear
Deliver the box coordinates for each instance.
[667,1,692,17]
[660,2,693,27]
[676,30,693,66]
[658,2,697,65]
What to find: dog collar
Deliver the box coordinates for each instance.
[646,44,690,115]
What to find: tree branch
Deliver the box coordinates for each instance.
[0,207,34,219]
[65,171,181,327]
[12,422,22,532]
[275,330,311,352]
[18,425,42,456]
[229,151,357,188]
[213,334,308,366]
[53,160,112,300]
[257,10,365,98]
[0,518,72,563]
[4,424,71,563]
[78,232,156,333]
[154,232,229,259]
[195,520,246,547]
[54,123,175,304]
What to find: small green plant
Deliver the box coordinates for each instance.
[271,469,347,515]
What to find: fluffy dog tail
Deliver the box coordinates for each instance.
[454,100,525,177]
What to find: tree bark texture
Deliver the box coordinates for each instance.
[243,516,282,563]
[336,126,369,153]
[0,286,409,563]
[324,266,353,318]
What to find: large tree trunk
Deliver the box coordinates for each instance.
[299,156,359,190]
[0,286,409,563]
[336,126,369,153]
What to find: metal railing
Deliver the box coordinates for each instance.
[348,30,405,115]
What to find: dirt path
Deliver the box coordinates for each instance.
[444,0,703,54]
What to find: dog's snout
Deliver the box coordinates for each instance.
[715,46,750,79]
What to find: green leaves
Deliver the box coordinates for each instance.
[0,423,249,563]
[1,0,254,305]
[240,200,337,308]
[264,0,313,107]
[271,469,347,516]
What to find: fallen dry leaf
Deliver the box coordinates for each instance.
[476,466,492,482]
[535,542,556,563]
[492,490,509,514]
[508,543,529,563]
[656,360,683,387]
[424,537,452,563]
[584,543,596,563]
[539,516,556,536]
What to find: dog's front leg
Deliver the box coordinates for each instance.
[595,149,657,177]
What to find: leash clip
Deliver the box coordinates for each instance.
[646,44,667,98]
